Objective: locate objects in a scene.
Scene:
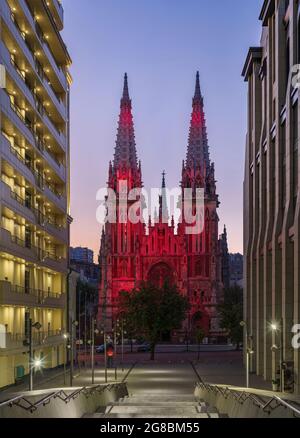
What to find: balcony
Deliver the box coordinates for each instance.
[0,41,67,149]
[0,88,36,148]
[0,280,66,309]
[0,41,36,110]
[0,330,64,352]
[0,227,67,272]
[0,134,35,185]
[0,227,38,262]
[19,0,67,90]
[51,0,64,30]
[39,249,68,273]
[0,180,36,224]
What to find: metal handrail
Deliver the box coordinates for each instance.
[0,383,126,414]
[196,381,300,417]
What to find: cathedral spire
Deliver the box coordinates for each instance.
[159,170,169,224]
[122,72,130,102]
[186,71,210,170]
[113,73,138,170]
[194,71,201,101]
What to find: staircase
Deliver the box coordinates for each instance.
[87,393,224,418]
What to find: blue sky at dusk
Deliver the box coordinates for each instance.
[63,0,262,258]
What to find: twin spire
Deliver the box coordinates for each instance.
[113,72,210,174]
[113,73,138,171]
[186,71,210,170]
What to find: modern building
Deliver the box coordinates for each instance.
[243,0,300,393]
[0,0,72,388]
[229,253,243,288]
[70,246,94,265]
[99,73,228,342]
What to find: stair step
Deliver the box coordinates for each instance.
[114,401,200,407]
[106,406,202,415]
[104,413,211,418]
[125,396,196,402]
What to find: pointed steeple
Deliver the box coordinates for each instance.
[113,73,138,170]
[159,170,169,224]
[186,71,210,170]
[194,71,201,101]
[122,72,130,102]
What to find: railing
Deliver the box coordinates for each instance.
[9,188,66,230]
[1,227,65,263]
[5,131,64,198]
[10,3,65,98]
[196,381,300,418]
[0,383,127,414]
[10,284,62,301]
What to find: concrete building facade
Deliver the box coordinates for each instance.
[0,0,72,388]
[243,0,300,393]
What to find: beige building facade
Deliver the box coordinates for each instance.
[243,0,300,394]
[0,0,72,388]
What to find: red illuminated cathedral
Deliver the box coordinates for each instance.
[98,73,228,341]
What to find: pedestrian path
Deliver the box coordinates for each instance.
[87,393,224,418]
[85,362,225,418]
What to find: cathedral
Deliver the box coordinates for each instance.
[98,73,229,342]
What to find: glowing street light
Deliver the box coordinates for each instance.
[271,323,278,332]
[270,318,284,392]
[33,358,42,370]
[27,318,42,391]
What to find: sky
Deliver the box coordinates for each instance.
[62,0,262,260]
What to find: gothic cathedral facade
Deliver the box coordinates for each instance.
[98,73,229,341]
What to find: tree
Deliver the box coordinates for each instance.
[218,285,243,349]
[120,281,189,360]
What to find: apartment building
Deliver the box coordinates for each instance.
[243,0,300,394]
[0,0,72,388]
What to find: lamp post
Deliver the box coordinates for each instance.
[70,320,78,387]
[113,321,120,381]
[271,318,284,392]
[28,319,42,391]
[91,319,99,384]
[121,319,125,372]
[63,333,69,385]
[240,321,253,389]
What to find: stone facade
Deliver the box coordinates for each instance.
[99,73,228,341]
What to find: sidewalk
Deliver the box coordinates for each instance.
[0,363,132,397]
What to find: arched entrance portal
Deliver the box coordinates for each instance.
[147,262,174,288]
[147,262,174,342]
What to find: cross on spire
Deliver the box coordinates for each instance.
[194,71,201,101]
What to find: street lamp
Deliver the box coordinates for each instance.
[113,321,120,381]
[240,321,253,389]
[91,319,99,384]
[28,319,42,391]
[62,333,69,385]
[270,318,284,392]
[70,320,78,387]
